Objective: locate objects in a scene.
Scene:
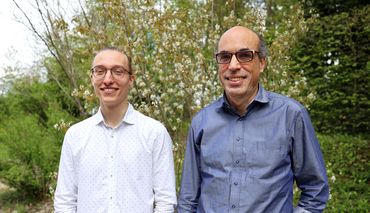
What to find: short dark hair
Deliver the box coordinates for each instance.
[256,32,267,60]
[94,47,133,74]
[244,29,268,61]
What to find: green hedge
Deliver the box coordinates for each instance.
[290,5,370,134]
[318,134,369,211]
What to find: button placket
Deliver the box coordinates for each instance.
[107,127,116,207]
[229,118,244,211]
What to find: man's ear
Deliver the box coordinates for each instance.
[129,75,135,89]
[90,74,94,84]
[259,58,267,73]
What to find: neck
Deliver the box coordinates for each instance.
[100,101,129,128]
[226,88,258,116]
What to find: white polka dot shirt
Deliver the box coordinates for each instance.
[54,104,177,212]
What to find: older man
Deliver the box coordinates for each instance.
[178,26,329,213]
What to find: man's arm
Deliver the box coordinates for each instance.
[152,125,177,213]
[177,125,201,213]
[292,108,330,213]
[54,132,78,213]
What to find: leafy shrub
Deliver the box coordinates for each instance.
[318,134,369,211]
[290,5,370,134]
[0,114,62,199]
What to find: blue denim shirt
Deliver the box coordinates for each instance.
[178,85,329,213]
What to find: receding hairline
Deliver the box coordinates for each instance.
[218,26,260,49]
[217,26,268,59]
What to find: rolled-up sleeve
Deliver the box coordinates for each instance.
[177,125,201,213]
[54,131,78,213]
[292,108,329,213]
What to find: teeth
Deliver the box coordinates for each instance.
[229,77,244,81]
[103,88,116,92]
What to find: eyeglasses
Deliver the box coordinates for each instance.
[215,50,260,64]
[91,65,131,80]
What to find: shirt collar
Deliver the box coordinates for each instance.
[218,84,270,112]
[254,84,269,104]
[92,103,136,126]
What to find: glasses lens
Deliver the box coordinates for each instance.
[236,51,254,62]
[111,66,127,78]
[217,53,232,64]
[92,66,107,78]
[92,66,130,79]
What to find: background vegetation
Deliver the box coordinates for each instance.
[0,0,369,212]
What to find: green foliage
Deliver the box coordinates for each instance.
[0,114,60,198]
[265,0,301,30]
[318,134,369,211]
[11,0,308,141]
[289,5,370,134]
[302,0,370,17]
[44,1,269,183]
[72,0,266,131]
[262,3,315,107]
[0,79,73,199]
[2,0,368,211]
[293,134,369,211]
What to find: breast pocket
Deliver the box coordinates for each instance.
[254,142,286,160]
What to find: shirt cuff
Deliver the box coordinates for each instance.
[293,206,311,213]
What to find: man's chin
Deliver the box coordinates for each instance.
[225,87,244,95]
[100,97,118,105]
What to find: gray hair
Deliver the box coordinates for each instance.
[256,32,267,60]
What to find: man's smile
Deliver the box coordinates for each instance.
[100,87,119,93]
[225,76,247,82]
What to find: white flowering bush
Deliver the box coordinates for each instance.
[14,0,311,186]
[54,0,269,178]
[261,4,316,109]
[5,2,367,209]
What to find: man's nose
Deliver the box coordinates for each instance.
[228,54,240,70]
[103,70,114,82]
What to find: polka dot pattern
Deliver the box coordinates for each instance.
[54,104,177,212]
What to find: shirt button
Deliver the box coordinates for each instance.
[234,182,238,186]
[235,160,240,164]
[236,137,241,141]
[232,204,236,208]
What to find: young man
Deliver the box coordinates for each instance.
[54,47,177,212]
[178,26,329,212]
